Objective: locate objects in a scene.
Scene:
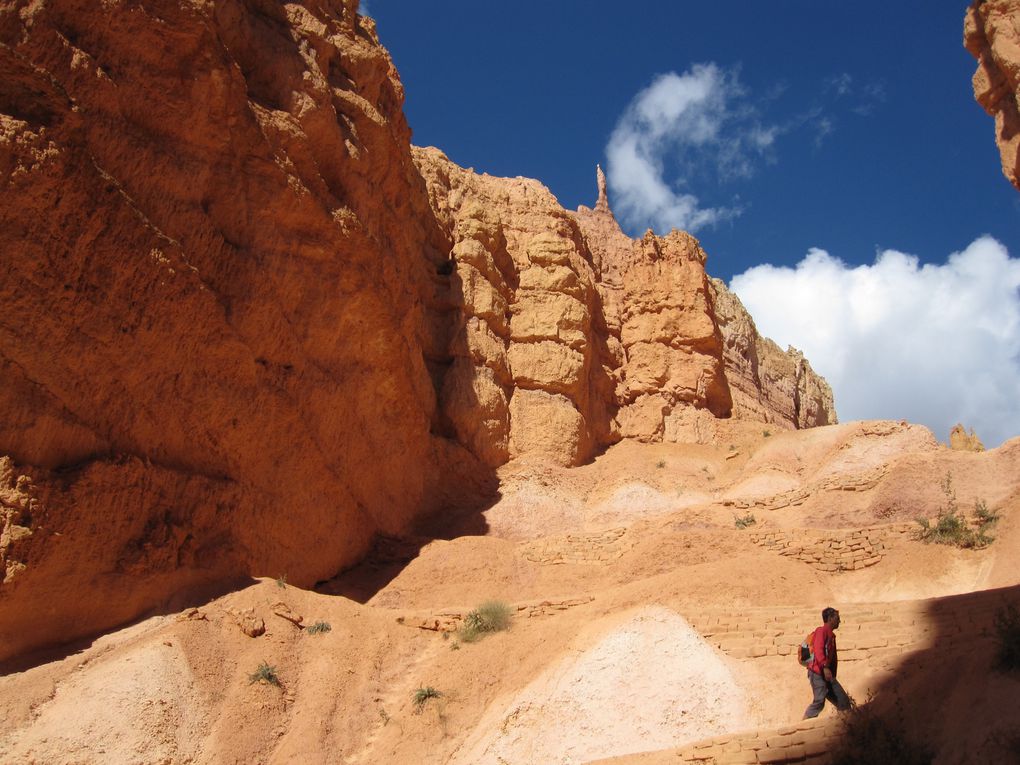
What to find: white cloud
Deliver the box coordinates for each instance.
[606,64,775,234]
[729,237,1020,447]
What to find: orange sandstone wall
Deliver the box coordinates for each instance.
[416,152,835,467]
[965,0,1020,191]
[0,1,834,661]
[0,0,476,662]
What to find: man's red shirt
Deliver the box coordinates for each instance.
[809,623,837,677]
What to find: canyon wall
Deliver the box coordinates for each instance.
[1,0,832,661]
[416,152,834,468]
[966,0,1020,191]
[0,0,479,662]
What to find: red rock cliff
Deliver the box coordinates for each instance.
[415,151,835,467]
[966,0,1020,190]
[0,1,834,661]
[0,0,482,662]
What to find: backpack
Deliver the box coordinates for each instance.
[798,628,817,667]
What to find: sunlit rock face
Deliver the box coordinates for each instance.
[966,0,1020,191]
[0,0,833,661]
[417,150,836,465]
[710,279,836,430]
[0,0,474,662]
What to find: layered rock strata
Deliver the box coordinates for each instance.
[965,0,1020,190]
[1,0,834,661]
[710,279,835,429]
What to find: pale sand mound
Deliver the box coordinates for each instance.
[452,607,752,765]
[0,620,206,765]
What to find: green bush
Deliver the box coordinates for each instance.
[915,473,995,549]
[412,686,443,713]
[248,661,281,686]
[995,603,1020,672]
[734,512,756,530]
[459,600,513,643]
[975,498,999,526]
[305,621,331,635]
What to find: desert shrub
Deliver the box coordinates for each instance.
[734,512,756,530]
[975,498,999,526]
[915,473,995,549]
[305,621,331,635]
[655,459,666,469]
[459,600,513,643]
[762,429,771,437]
[248,661,281,686]
[412,686,443,713]
[828,698,932,765]
[994,603,1020,672]
[275,573,288,589]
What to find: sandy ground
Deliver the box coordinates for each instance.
[2,420,1019,764]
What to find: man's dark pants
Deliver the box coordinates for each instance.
[803,670,851,718]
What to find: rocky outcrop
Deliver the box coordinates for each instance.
[417,154,836,467]
[711,280,836,429]
[965,0,1020,190]
[414,148,618,467]
[0,0,834,661]
[949,423,986,451]
[574,174,735,440]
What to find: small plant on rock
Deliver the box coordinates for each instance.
[305,621,331,635]
[412,686,443,713]
[975,498,999,526]
[916,473,996,549]
[994,602,1020,672]
[655,459,666,469]
[458,600,513,643]
[248,661,281,687]
[734,512,756,530]
[275,573,288,589]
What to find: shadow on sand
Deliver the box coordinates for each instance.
[825,583,1020,764]
[314,484,502,604]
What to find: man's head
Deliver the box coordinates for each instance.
[822,606,841,629]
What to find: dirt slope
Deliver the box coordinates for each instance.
[2,422,1018,764]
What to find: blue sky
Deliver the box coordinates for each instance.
[368,1,1020,447]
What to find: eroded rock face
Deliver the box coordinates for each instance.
[414,147,613,467]
[711,280,835,429]
[574,177,735,440]
[416,153,836,467]
[0,1,834,661]
[949,424,986,452]
[965,0,1020,190]
[0,0,477,662]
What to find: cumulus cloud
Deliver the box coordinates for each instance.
[606,64,776,234]
[730,237,1020,447]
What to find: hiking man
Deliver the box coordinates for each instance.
[803,606,851,718]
